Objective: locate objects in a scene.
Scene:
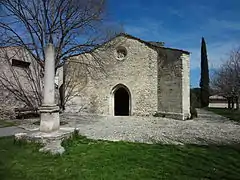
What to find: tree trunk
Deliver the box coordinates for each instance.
[231,97,234,109]
[228,98,231,109]
[59,84,65,111]
[236,96,239,110]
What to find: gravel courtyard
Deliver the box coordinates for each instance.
[17,109,240,145]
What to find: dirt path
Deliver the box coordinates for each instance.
[0,126,27,137]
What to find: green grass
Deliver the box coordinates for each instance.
[0,119,17,128]
[207,107,240,122]
[0,136,240,180]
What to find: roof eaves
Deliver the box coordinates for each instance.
[115,33,190,55]
[67,33,190,57]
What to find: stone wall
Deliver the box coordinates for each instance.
[64,35,190,120]
[208,103,228,108]
[0,47,43,118]
[157,49,190,120]
[181,54,190,119]
[65,36,158,116]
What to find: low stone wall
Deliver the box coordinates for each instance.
[208,103,228,108]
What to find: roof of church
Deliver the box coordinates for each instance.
[113,33,190,54]
[147,41,165,47]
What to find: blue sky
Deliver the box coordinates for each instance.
[107,0,240,87]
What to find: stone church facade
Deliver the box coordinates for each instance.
[65,33,190,120]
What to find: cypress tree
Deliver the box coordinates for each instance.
[199,37,210,107]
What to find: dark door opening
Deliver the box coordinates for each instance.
[114,87,129,116]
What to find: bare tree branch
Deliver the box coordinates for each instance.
[211,47,240,109]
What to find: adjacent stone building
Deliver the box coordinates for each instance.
[0,46,43,119]
[64,33,190,120]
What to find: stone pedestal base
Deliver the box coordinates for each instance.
[39,104,60,132]
[14,127,75,155]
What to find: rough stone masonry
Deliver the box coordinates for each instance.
[62,33,190,120]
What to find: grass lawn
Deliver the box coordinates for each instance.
[0,136,240,180]
[207,107,240,122]
[0,119,17,128]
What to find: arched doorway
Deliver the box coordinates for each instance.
[112,84,131,116]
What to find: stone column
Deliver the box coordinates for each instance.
[39,43,60,132]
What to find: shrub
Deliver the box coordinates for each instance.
[190,105,198,119]
[190,89,199,119]
[190,88,201,108]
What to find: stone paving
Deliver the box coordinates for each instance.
[11,109,240,145]
[0,126,27,137]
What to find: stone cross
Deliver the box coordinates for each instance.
[39,43,60,132]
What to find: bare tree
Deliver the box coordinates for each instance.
[58,61,88,110]
[0,0,123,110]
[0,0,122,68]
[211,47,240,109]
